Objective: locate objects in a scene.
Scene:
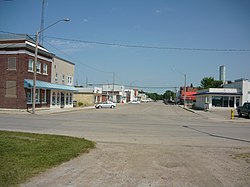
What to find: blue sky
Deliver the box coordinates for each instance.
[1,0,250,93]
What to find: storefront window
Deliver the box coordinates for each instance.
[222,96,229,107]
[41,90,46,103]
[236,97,240,107]
[52,92,56,105]
[26,89,40,103]
[229,97,234,107]
[26,89,32,103]
[212,96,235,107]
[66,93,69,105]
[56,93,60,105]
[69,93,72,105]
[212,96,222,107]
[35,89,40,103]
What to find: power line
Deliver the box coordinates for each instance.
[1,31,250,52]
[89,83,178,89]
[45,36,250,52]
[0,31,111,74]
[124,85,178,89]
[44,40,113,74]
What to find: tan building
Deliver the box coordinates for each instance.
[52,56,74,85]
[50,56,76,109]
[74,87,102,107]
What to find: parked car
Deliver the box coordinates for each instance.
[95,101,117,109]
[237,102,250,118]
[129,100,140,104]
[141,99,149,103]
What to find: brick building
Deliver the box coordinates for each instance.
[178,86,198,105]
[0,34,76,110]
[0,34,54,109]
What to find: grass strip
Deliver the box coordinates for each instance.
[0,130,95,187]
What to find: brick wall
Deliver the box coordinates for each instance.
[0,53,52,109]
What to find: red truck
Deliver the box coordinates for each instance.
[237,102,250,119]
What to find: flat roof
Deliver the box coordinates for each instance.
[54,56,75,65]
[195,92,241,96]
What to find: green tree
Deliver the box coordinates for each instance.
[146,92,163,100]
[200,77,223,89]
[163,90,176,100]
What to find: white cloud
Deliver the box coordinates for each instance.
[156,9,162,14]
[48,39,94,53]
[155,7,174,14]
[83,18,88,22]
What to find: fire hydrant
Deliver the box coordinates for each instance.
[231,109,234,120]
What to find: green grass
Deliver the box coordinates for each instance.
[0,130,95,187]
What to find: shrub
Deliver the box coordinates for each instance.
[78,102,83,107]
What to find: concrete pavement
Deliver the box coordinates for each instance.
[0,103,249,123]
[180,105,250,122]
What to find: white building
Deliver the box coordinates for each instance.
[223,78,250,105]
[195,88,240,109]
[102,84,125,103]
[195,78,250,110]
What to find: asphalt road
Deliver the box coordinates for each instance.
[0,102,249,146]
[1,102,250,186]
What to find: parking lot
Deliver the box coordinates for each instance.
[1,102,250,186]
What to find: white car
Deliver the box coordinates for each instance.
[95,101,117,109]
[129,100,140,104]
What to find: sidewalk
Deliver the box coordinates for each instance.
[180,105,250,122]
[0,106,95,115]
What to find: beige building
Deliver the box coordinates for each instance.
[52,56,74,85]
[50,56,76,109]
[74,87,102,107]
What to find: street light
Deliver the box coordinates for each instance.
[32,18,70,114]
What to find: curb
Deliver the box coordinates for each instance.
[178,105,250,123]
[0,106,95,115]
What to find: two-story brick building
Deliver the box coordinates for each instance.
[0,34,76,110]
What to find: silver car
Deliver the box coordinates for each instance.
[95,101,117,109]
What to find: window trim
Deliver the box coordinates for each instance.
[67,76,73,86]
[43,63,48,75]
[62,74,65,84]
[55,73,58,83]
[36,61,41,74]
[28,59,34,72]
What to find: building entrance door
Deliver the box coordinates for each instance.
[61,93,65,108]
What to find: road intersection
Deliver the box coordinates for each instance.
[1,102,250,186]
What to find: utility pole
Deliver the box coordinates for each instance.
[86,77,88,87]
[112,72,115,102]
[174,87,177,104]
[32,31,39,114]
[32,18,70,114]
[39,0,45,45]
[184,74,187,108]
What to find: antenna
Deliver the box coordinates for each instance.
[39,0,45,45]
